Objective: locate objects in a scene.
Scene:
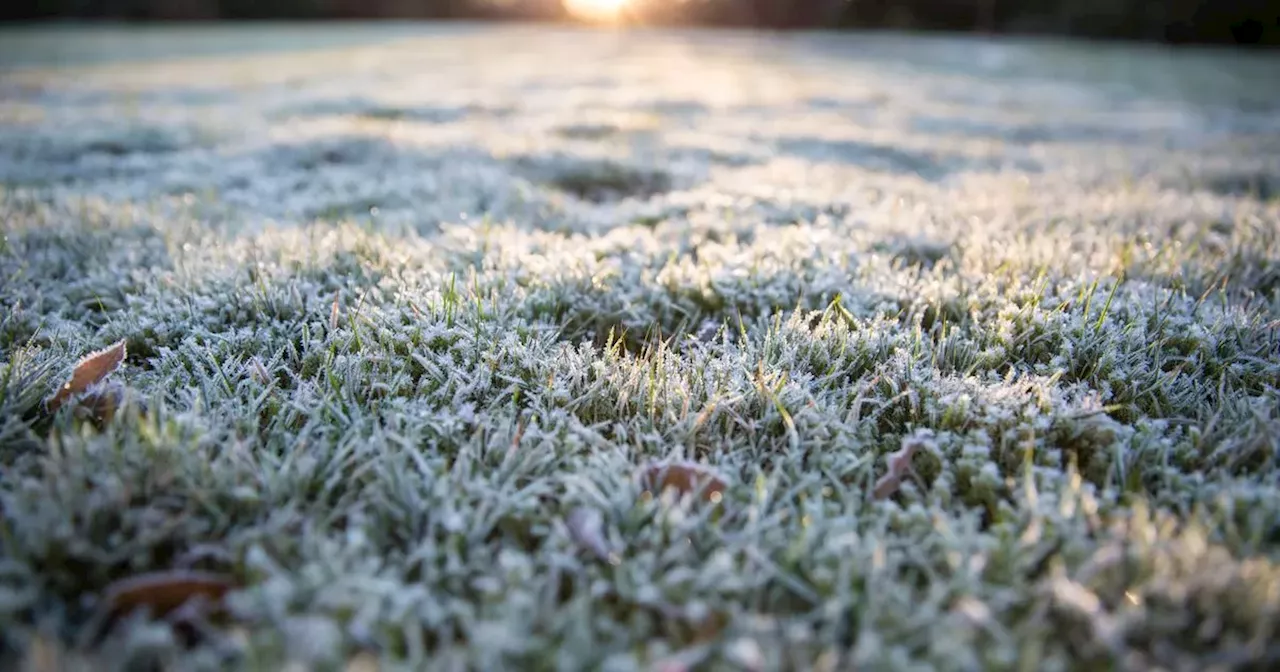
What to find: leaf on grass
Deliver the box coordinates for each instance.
[46,340,127,412]
[73,381,126,425]
[101,570,234,619]
[871,431,934,500]
[566,506,614,562]
[641,461,727,503]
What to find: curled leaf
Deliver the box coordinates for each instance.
[871,431,935,500]
[641,461,727,503]
[101,569,234,619]
[73,381,126,425]
[46,340,127,412]
[566,506,614,562]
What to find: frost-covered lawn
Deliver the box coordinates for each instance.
[2,23,1280,671]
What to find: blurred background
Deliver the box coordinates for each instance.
[1,0,1277,46]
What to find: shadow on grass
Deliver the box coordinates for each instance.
[775,135,1036,180]
[910,114,1156,147]
[511,154,683,204]
[288,96,514,124]
[0,129,526,228]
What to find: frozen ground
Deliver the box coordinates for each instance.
[1,23,1280,671]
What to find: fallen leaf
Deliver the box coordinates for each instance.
[73,381,126,424]
[566,507,613,562]
[100,569,234,619]
[641,461,727,503]
[871,431,934,500]
[46,340,127,412]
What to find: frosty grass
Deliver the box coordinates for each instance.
[2,24,1280,671]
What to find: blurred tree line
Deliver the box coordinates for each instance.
[3,0,1277,46]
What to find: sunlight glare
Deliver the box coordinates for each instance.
[563,0,629,23]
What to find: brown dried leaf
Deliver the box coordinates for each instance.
[641,461,727,503]
[101,570,234,619]
[566,507,613,562]
[74,382,126,424]
[871,473,904,500]
[871,431,934,500]
[870,445,914,499]
[46,340,127,412]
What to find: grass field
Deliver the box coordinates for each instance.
[2,23,1279,671]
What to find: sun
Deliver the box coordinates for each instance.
[563,0,630,23]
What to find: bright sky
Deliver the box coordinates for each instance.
[563,0,630,23]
